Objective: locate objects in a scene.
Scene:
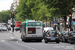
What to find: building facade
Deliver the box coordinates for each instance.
[10,0,20,11]
[72,8,75,31]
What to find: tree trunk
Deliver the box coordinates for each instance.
[64,16,67,31]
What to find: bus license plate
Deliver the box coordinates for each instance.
[51,38,55,40]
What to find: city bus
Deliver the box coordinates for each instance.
[20,20,43,42]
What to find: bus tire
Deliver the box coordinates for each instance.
[45,39,48,43]
[21,34,25,42]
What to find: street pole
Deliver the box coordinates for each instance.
[69,6,73,31]
[23,16,25,21]
[12,18,14,32]
[46,17,47,27]
[50,21,51,27]
[49,17,51,27]
[55,17,56,30]
[11,12,15,39]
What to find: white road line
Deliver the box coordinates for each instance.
[16,41,19,43]
[16,42,37,50]
[0,40,5,42]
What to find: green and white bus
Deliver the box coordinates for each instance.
[20,20,43,42]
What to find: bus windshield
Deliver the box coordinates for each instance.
[28,22,41,26]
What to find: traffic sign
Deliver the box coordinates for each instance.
[54,21,57,24]
[54,21,57,25]
[73,22,75,25]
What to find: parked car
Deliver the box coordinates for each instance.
[0,26,7,31]
[0,27,2,31]
[63,32,69,42]
[68,31,75,44]
[44,30,60,43]
[58,32,62,41]
[59,32,66,42]
[2,26,7,31]
[43,27,54,37]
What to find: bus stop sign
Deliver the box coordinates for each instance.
[54,21,57,24]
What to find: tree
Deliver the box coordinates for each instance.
[0,10,12,22]
[16,0,75,22]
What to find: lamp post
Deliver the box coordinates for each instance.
[69,5,73,31]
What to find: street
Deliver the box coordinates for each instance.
[0,31,75,50]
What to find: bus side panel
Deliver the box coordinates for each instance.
[36,27,43,37]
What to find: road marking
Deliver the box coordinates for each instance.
[0,40,5,42]
[16,42,37,50]
[53,45,75,50]
[16,41,19,43]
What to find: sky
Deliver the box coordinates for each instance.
[0,0,13,11]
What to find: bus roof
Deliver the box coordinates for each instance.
[21,21,42,25]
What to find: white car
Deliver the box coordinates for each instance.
[0,27,7,31]
[43,27,54,32]
[2,27,7,31]
[0,27,2,31]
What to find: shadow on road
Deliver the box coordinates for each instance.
[61,42,75,45]
[44,42,60,44]
[22,40,43,43]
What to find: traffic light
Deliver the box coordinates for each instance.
[69,15,72,17]
[11,13,14,18]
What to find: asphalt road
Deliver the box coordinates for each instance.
[0,31,75,50]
